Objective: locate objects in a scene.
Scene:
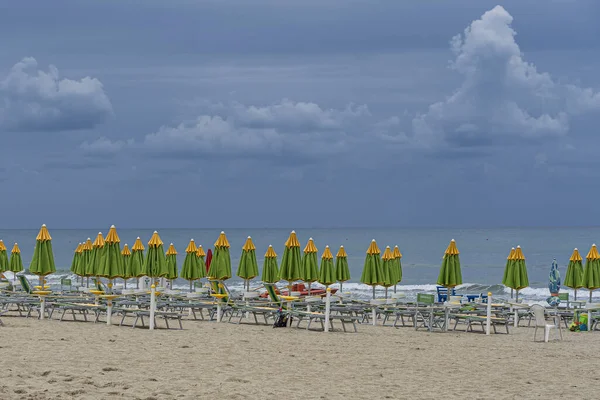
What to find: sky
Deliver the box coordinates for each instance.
[1,0,599,229]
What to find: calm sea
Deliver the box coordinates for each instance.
[2,227,599,300]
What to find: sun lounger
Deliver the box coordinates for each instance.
[451,313,510,334]
[291,310,359,332]
[117,308,184,329]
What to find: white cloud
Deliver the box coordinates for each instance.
[412,5,600,148]
[141,99,368,158]
[80,137,133,155]
[0,57,113,132]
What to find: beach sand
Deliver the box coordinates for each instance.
[0,316,597,399]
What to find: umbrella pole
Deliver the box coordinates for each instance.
[124,279,127,289]
[394,284,397,293]
[372,286,375,299]
[510,288,513,299]
[574,289,577,301]
[189,280,193,293]
[385,287,388,299]
[308,282,311,296]
[590,290,593,302]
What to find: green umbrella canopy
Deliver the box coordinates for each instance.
[582,244,600,290]
[436,239,463,288]
[9,243,24,273]
[335,246,350,283]
[503,245,529,291]
[301,238,319,283]
[237,236,259,280]
[85,232,106,278]
[262,245,280,284]
[195,244,207,279]
[279,231,303,283]
[501,247,515,287]
[143,231,168,278]
[29,224,56,277]
[130,237,145,278]
[181,239,203,281]
[207,231,232,281]
[564,248,584,290]
[360,239,384,286]
[122,244,132,279]
[165,243,178,280]
[98,226,125,280]
[381,246,395,288]
[0,240,8,273]
[80,238,94,277]
[318,246,336,286]
[70,243,83,276]
[392,245,403,284]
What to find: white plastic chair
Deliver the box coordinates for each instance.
[531,304,562,342]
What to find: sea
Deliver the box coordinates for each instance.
[2,227,599,302]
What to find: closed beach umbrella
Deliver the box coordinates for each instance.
[335,246,350,292]
[279,231,303,295]
[361,239,383,299]
[0,240,8,277]
[318,245,336,288]
[181,239,201,292]
[143,231,168,284]
[302,238,319,295]
[237,236,259,292]
[206,249,213,274]
[69,243,81,276]
[166,243,178,284]
[29,224,56,287]
[547,259,561,307]
[381,246,395,298]
[98,225,125,292]
[262,245,279,284]
[208,232,232,281]
[86,232,106,288]
[502,247,516,298]
[392,245,403,293]
[582,244,600,302]
[9,243,24,285]
[504,245,529,301]
[81,238,93,287]
[70,243,83,284]
[564,248,584,300]
[122,244,132,288]
[130,237,145,289]
[437,239,462,294]
[195,244,207,280]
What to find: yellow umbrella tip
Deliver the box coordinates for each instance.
[242,236,256,251]
[11,243,21,254]
[304,238,317,253]
[148,231,164,247]
[36,224,52,241]
[336,246,348,258]
[196,245,206,257]
[214,231,230,248]
[105,225,121,243]
[285,231,300,248]
[265,245,277,258]
[382,246,394,260]
[392,245,402,258]
[444,240,459,255]
[367,240,381,255]
[321,246,334,260]
[166,243,177,255]
[185,240,198,253]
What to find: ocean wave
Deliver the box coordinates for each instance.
[5,272,597,302]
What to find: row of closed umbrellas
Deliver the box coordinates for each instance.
[2,225,600,301]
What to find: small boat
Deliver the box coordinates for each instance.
[259,283,338,298]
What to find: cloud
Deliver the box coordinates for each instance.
[80,137,133,156]
[0,57,113,132]
[141,99,370,159]
[412,5,600,148]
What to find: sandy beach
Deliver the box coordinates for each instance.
[1,316,597,400]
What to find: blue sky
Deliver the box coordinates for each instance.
[1,0,599,228]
